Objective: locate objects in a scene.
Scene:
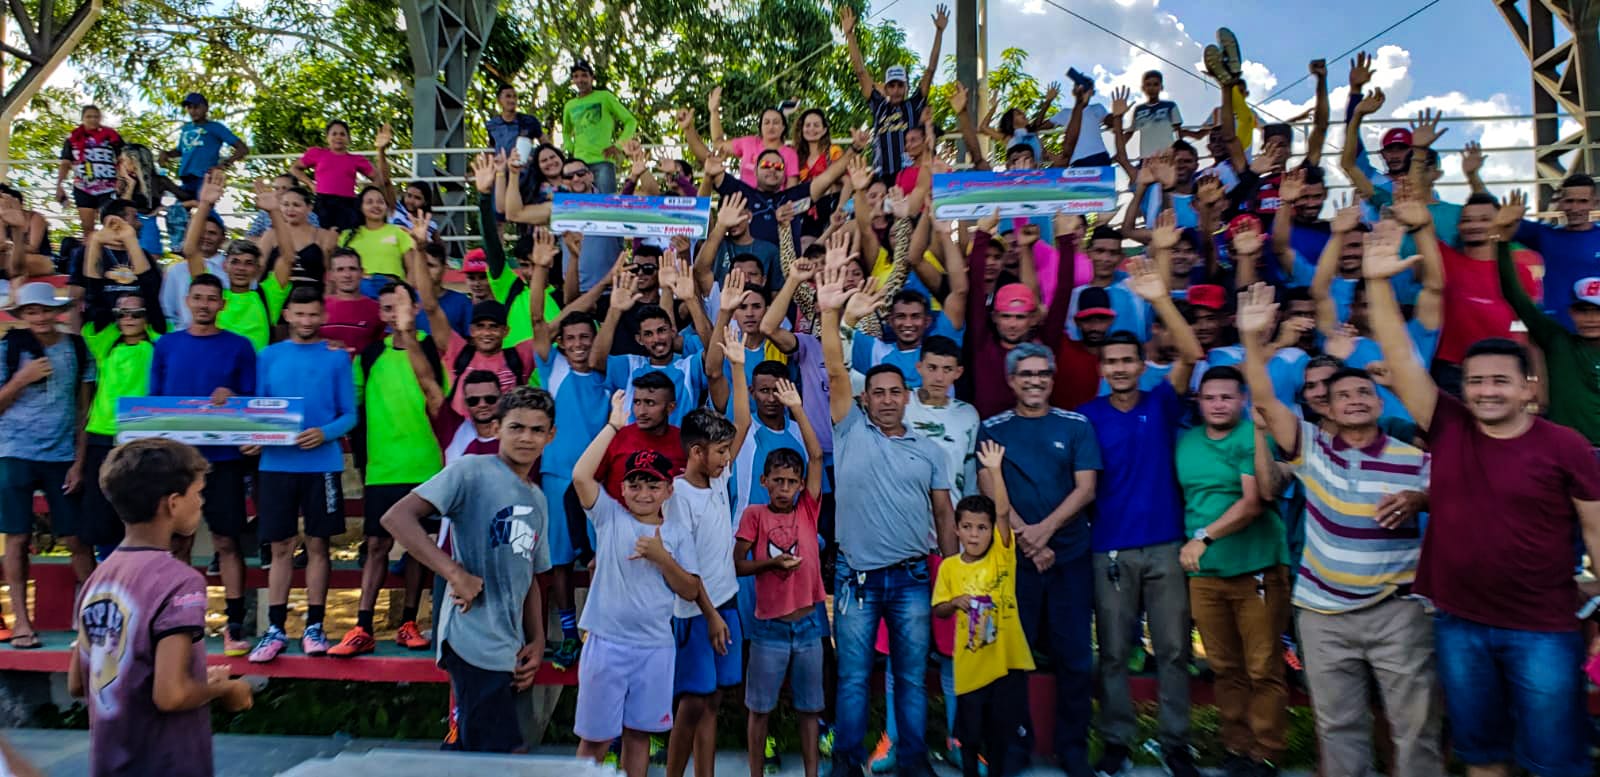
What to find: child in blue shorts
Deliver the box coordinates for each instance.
[573,391,708,777]
[733,375,827,777]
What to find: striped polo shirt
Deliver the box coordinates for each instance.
[1289,420,1430,614]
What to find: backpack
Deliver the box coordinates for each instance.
[447,342,526,396]
[2,328,89,387]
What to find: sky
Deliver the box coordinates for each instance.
[885,0,1563,195]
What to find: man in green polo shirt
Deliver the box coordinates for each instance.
[1175,364,1290,777]
[329,283,446,657]
[187,172,292,350]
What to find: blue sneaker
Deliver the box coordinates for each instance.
[248,626,289,663]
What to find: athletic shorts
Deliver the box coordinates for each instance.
[314,194,362,232]
[441,641,526,753]
[255,471,343,543]
[672,601,743,697]
[574,633,676,741]
[0,457,77,538]
[72,188,114,210]
[363,483,437,538]
[203,458,251,539]
[77,440,123,547]
[744,606,828,714]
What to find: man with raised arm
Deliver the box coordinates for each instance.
[818,258,956,777]
[1364,217,1600,777]
[1238,278,1439,777]
[839,4,946,181]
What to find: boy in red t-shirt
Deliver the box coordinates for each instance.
[734,378,826,777]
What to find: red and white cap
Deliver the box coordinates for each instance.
[1574,277,1600,308]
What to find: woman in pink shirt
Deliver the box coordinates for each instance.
[292,120,380,231]
[708,87,799,187]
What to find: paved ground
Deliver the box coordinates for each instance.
[6,728,1310,776]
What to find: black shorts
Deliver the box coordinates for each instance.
[255,471,343,543]
[362,483,439,538]
[77,439,123,547]
[314,194,362,232]
[442,642,525,753]
[203,458,251,539]
[72,188,114,210]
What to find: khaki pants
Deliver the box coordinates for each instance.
[1190,566,1291,762]
[1297,597,1443,777]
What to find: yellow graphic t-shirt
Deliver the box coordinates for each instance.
[931,529,1035,695]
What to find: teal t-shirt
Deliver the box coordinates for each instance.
[1175,422,1288,578]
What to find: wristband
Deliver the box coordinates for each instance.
[607,422,622,433]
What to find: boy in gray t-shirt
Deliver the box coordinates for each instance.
[379,387,556,753]
[572,390,705,775]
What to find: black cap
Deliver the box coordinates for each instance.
[571,59,594,75]
[471,300,508,326]
[623,449,675,482]
[1075,286,1116,319]
[181,92,207,107]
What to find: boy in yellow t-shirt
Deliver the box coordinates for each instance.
[933,440,1034,777]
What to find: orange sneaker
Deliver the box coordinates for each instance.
[0,612,12,642]
[396,621,429,650]
[327,626,377,658]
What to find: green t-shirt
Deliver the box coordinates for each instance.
[1498,243,1600,445]
[561,90,638,164]
[219,276,288,352]
[488,270,562,350]
[355,333,444,486]
[1175,422,1288,578]
[84,324,159,437]
[342,225,415,278]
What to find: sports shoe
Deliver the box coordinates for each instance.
[301,623,332,656]
[248,626,289,663]
[763,736,782,774]
[1216,27,1243,80]
[648,735,667,766]
[1127,648,1151,674]
[1163,746,1201,777]
[396,621,429,650]
[817,722,834,758]
[1095,743,1132,777]
[549,637,582,671]
[0,613,12,642]
[1203,44,1230,85]
[327,626,375,658]
[206,556,221,576]
[223,631,252,657]
[869,732,896,773]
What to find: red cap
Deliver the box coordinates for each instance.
[1187,284,1226,310]
[462,248,488,274]
[623,450,675,482]
[994,283,1038,314]
[1227,213,1261,237]
[1381,128,1413,148]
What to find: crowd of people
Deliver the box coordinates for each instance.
[4,13,1600,777]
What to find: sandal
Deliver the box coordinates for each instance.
[10,632,42,650]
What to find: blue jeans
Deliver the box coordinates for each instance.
[884,652,955,748]
[1433,612,1591,777]
[1015,551,1094,777]
[591,161,618,194]
[834,557,933,775]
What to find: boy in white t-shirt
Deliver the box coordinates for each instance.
[572,390,708,777]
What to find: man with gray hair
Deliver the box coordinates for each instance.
[976,342,1102,775]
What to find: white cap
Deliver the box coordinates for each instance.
[6,282,68,311]
[1574,277,1600,308]
[884,65,909,84]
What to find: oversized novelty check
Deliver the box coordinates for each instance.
[931,167,1118,219]
[551,193,711,239]
[116,397,305,445]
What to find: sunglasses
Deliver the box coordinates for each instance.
[757,160,786,171]
[631,264,658,275]
[115,308,147,319]
[562,169,592,179]
[464,395,499,407]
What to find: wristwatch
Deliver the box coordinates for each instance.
[1192,528,1214,546]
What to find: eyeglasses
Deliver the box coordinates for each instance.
[631,264,658,275]
[115,308,147,319]
[1013,369,1054,380]
[464,395,499,407]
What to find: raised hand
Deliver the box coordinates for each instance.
[1110,86,1132,117]
[1389,181,1431,230]
[776,201,797,228]
[1462,141,1486,177]
[1331,201,1363,233]
[1361,219,1414,280]
[472,153,497,193]
[1231,218,1264,255]
[392,287,416,333]
[976,207,1001,236]
[775,377,803,410]
[838,4,857,36]
[1494,189,1528,233]
[815,264,856,312]
[375,123,394,152]
[708,85,723,111]
[531,228,558,268]
[1309,58,1327,79]
[722,323,747,365]
[1017,222,1041,248]
[720,267,748,313]
[1150,209,1180,250]
[716,192,748,230]
[1042,81,1061,105]
[675,107,695,133]
[847,156,875,191]
[789,257,819,283]
[607,389,630,429]
[254,179,280,213]
[199,169,227,206]
[932,3,949,30]
[948,81,970,115]
[1278,167,1305,203]
[669,256,696,300]
[823,226,857,271]
[1323,323,1359,361]
[844,276,886,322]
[976,439,1005,471]
[631,527,667,563]
[850,126,873,150]
[1150,151,1177,189]
[704,153,726,179]
[1408,108,1447,148]
[1234,282,1278,337]
[1355,87,1385,117]
[611,269,642,311]
[1053,212,1084,239]
[1125,256,1168,302]
[1349,51,1373,91]
[505,145,523,172]
[410,213,433,245]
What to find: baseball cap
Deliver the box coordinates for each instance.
[623,450,674,482]
[1075,286,1115,319]
[181,92,207,107]
[884,65,909,84]
[462,248,488,274]
[471,300,508,326]
[994,283,1038,314]
[571,59,595,75]
[1381,128,1413,148]
[6,282,69,311]
[1188,284,1227,311]
[1573,277,1600,308]
[1227,213,1262,237]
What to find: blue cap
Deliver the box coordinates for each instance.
[181,92,207,107]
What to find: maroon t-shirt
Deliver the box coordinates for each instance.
[77,547,212,777]
[595,423,685,500]
[321,295,385,355]
[1416,390,1600,631]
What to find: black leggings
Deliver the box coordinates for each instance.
[955,670,1027,777]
